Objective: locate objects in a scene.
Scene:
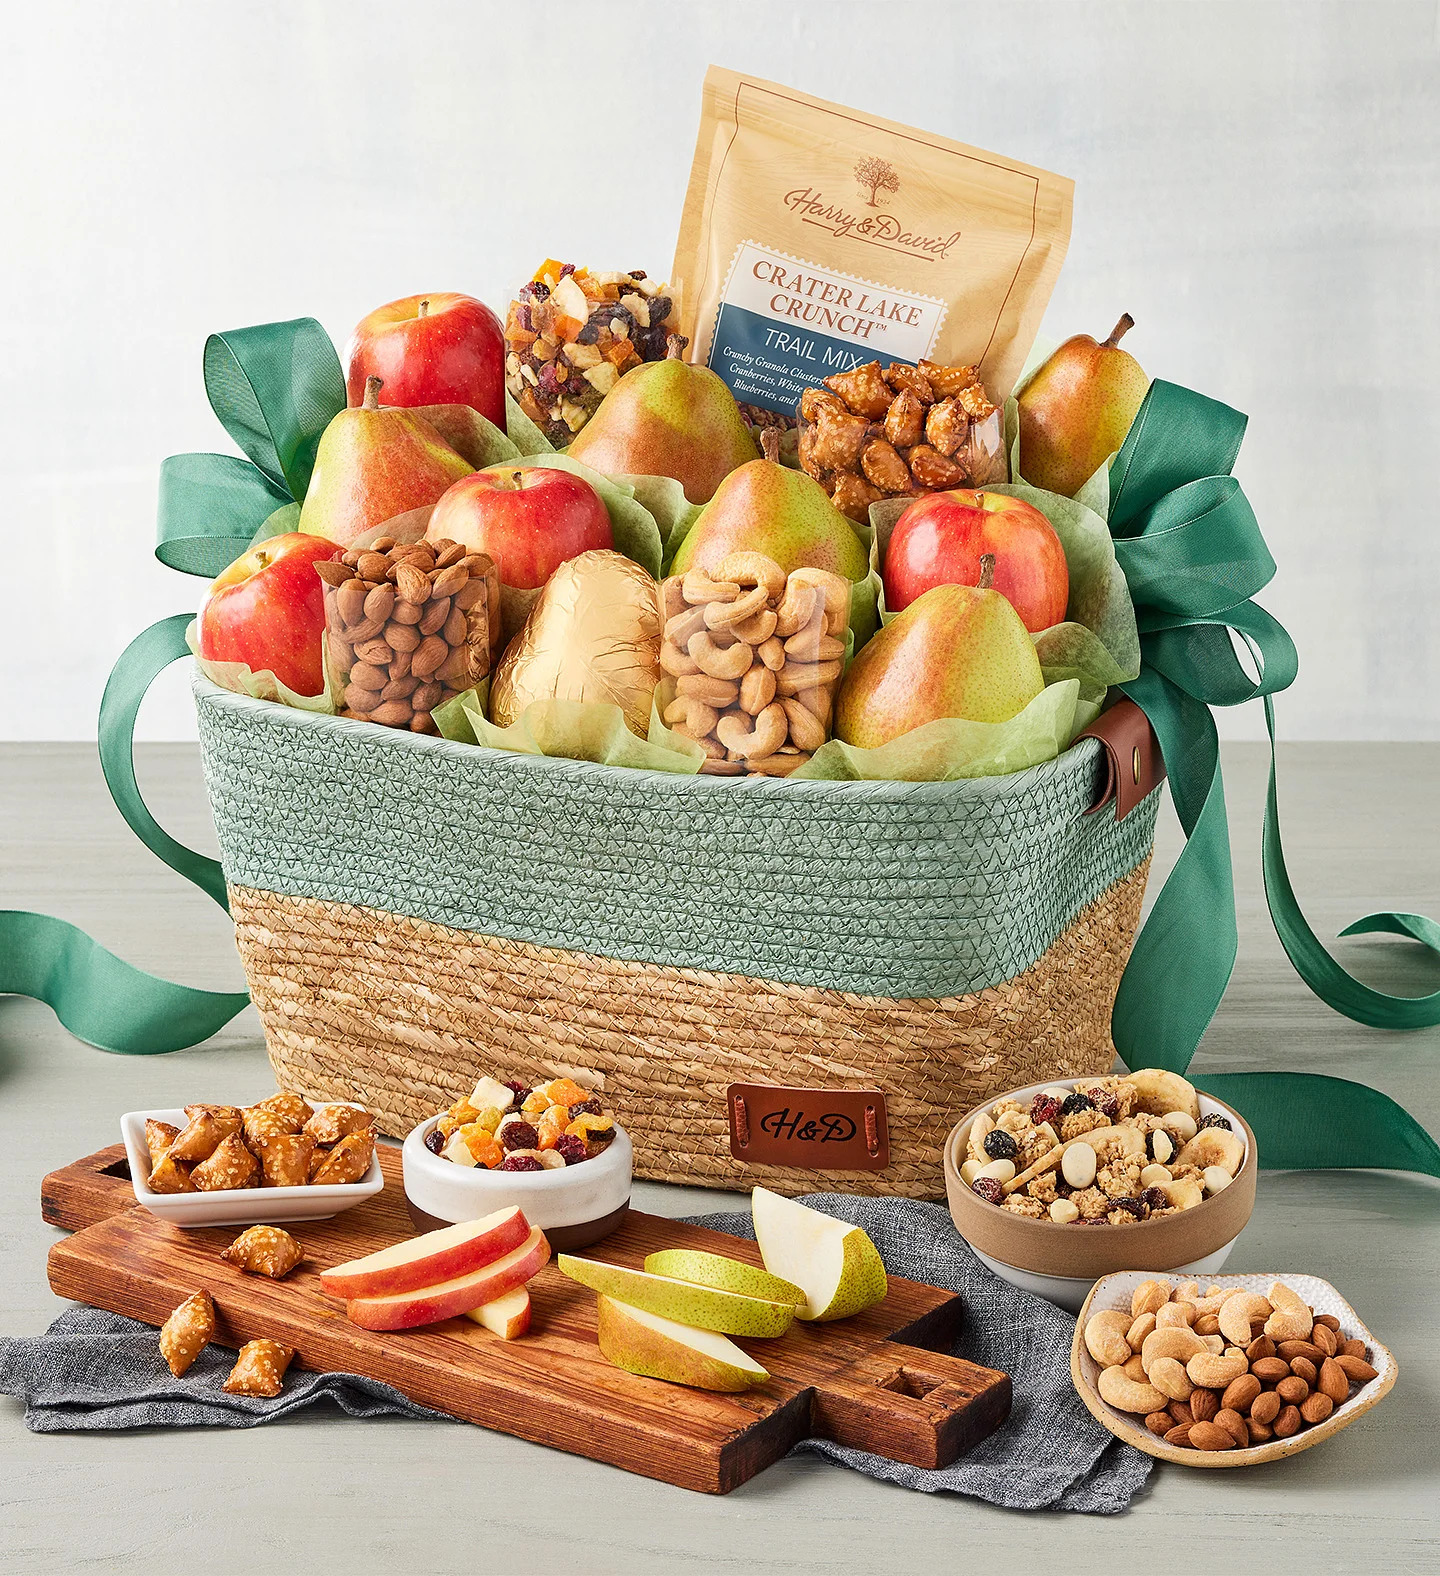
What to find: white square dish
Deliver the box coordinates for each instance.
[120,1104,384,1228]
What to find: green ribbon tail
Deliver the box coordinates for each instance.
[1262,697,1440,1028]
[1200,1073,1440,1177]
[0,616,248,1052]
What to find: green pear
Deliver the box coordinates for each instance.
[565,336,758,504]
[298,375,473,547]
[1016,314,1149,497]
[643,1249,807,1309]
[558,1254,796,1337]
[670,429,869,581]
[595,1296,769,1391]
[834,559,1044,748]
[750,1187,887,1323]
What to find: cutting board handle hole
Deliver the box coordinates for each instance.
[101,1157,132,1181]
[876,1366,941,1400]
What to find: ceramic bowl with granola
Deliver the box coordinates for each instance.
[943,1071,1256,1311]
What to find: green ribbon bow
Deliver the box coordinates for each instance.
[1100,381,1440,1172]
[1,322,1437,1180]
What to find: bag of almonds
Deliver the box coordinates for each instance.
[318,537,500,734]
[658,552,850,776]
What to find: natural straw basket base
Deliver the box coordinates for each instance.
[230,857,1149,1200]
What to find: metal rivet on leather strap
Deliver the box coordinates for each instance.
[1133,746,1142,785]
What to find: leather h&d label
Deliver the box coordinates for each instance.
[727,1083,889,1170]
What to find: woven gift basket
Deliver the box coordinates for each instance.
[196,675,1158,1198]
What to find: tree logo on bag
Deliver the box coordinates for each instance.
[853,155,899,208]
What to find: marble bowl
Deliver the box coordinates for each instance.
[402,1115,632,1250]
[944,1077,1256,1311]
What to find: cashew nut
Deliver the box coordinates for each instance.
[682,570,739,604]
[1187,1351,1249,1388]
[705,586,770,628]
[774,582,819,639]
[1175,1281,1202,1302]
[1140,1326,1206,1374]
[1264,1281,1314,1342]
[788,567,852,635]
[1218,1292,1272,1348]
[661,576,686,620]
[688,632,753,680]
[663,696,718,739]
[779,696,826,752]
[1122,1354,1149,1383]
[1202,1334,1225,1353]
[1125,1311,1157,1350]
[1097,1364,1170,1415]
[1156,1300,1197,1329]
[739,665,777,715]
[664,605,707,646]
[784,628,847,663]
[659,643,701,677]
[676,674,739,706]
[1131,1279,1172,1318]
[731,609,778,645]
[757,635,787,671]
[1194,1314,1221,1337]
[716,702,787,761]
[1083,1310,1132,1368]
[774,659,842,696]
[713,552,786,600]
[1147,1355,1195,1402]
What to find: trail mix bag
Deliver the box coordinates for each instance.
[672,66,1073,431]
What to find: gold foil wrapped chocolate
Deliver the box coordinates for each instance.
[489,550,662,737]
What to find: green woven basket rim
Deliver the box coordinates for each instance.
[192,674,1103,805]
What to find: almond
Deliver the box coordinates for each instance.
[1273,1404,1303,1438]
[431,563,469,599]
[336,578,368,625]
[1189,1387,1220,1422]
[1312,1323,1338,1356]
[1250,1389,1281,1425]
[1335,1354,1378,1383]
[1276,1375,1309,1404]
[1300,1392,1334,1424]
[1222,1374,1262,1415]
[1245,1334,1276,1362]
[1313,1313,1341,1333]
[1163,1424,1193,1447]
[1340,1339,1369,1361]
[385,621,422,653]
[1214,1407,1249,1447]
[1318,1358,1350,1403]
[1290,1356,1318,1386]
[368,699,413,727]
[411,634,450,679]
[1277,1339,1324,1363]
[363,583,396,623]
[1187,1421,1233,1451]
[357,552,390,582]
[1251,1357,1290,1385]
[390,599,424,626]
[315,559,352,587]
[1145,1410,1173,1437]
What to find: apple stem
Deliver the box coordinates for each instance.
[418,298,430,318]
[664,333,690,361]
[759,428,781,464]
[1103,314,1135,349]
[363,376,384,410]
[977,553,996,590]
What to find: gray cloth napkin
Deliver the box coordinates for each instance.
[0,1194,1150,1513]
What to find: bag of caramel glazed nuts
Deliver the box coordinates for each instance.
[672,67,1073,428]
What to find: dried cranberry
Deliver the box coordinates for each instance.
[1030,1093,1062,1128]
[499,1120,539,1152]
[628,269,647,280]
[424,1127,445,1155]
[504,1081,532,1105]
[1198,1113,1233,1131]
[1087,1216,1111,1225]
[982,1129,1018,1161]
[1111,1196,1145,1218]
[554,1134,589,1166]
[537,363,563,397]
[1140,1186,1169,1212]
[970,1178,1003,1204]
[568,1097,603,1118]
[1091,1091,1120,1120]
[559,262,576,277]
[528,280,550,301]
[515,303,533,333]
[499,1154,543,1172]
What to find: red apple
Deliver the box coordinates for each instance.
[318,1207,531,1301]
[883,490,1069,633]
[345,293,505,428]
[196,532,341,696]
[425,466,613,591]
[463,1285,532,1340]
[345,1226,551,1331]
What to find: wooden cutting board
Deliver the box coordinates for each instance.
[42,1145,1010,1494]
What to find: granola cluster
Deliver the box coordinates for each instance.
[960,1069,1246,1226]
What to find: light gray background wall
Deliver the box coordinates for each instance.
[4,0,1436,740]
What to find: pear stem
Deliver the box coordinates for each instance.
[977,553,996,590]
[1103,314,1135,349]
[418,298,430,318]
[363,375,384,410]
[759,427,781,464]
[665,333,689,361]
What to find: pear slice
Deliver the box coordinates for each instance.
[644,1249,807,1309]
[557,1256,796,1337]
[750,1188,887,1322]
[596,1297,769,1391]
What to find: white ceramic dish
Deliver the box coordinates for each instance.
[1073,1270,1398,1467]
[403,1114,632,1250]
[121,1105,384,1228]
[946,1077,1254,1312]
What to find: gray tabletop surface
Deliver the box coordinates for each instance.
[2,741,1437,1575]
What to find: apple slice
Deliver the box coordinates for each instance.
[642,1249,807,1309]
[751,1187,887,1322]
[345,1226,550,1330]
[596,1296,769,1392]
[463,1285,531,1340]
[319,1207,530,1300]
[558,1255,796,1337]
